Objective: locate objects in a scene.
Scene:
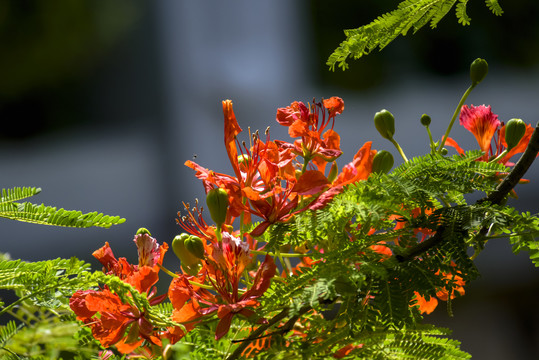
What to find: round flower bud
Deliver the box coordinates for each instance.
[172,234,201,270]
[136,227,151,236]
[184,236,205,259]
[327,161,338,183]
[441,148,448,155]
[470,58,488,86]
[504,118,526,150]
[374,109,395,140]
[420,114,431,127]
[237,154,251,171]
[206,187,229,227]
[371,150,394,174]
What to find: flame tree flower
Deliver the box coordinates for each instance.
[446,104,534,166]
[167,232,276,340]
[275,97,344,173]
[69,232,168,354]
[459,104,500,160]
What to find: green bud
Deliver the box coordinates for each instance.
[184,236,205,259]
[237,154,251,170]
[327,161,338,183]
[441,148,448,155]
[470,58,488,86]
[206,187,229,226]
[504,118,526,150]
[420,114,431,127]
[172,234,201,275]
[374,109,395,140]
[371,150,394,174]
[136,227,151,236]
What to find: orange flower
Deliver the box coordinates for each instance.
[332,141,376,186]
[411,269,465,314]
[168,232,276,341]
[412,292,439,315]
[93,233,168,294]
[275,97,344,168]
[70,234,168,354]
[70,288,163,354]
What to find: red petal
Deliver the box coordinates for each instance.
[223,100,243,180]
[308,186,344,211]
[215,311,234,340]
[243,254,276,298]
[323,96,344,117]
[445,137,465,155]
[292,170,330,195]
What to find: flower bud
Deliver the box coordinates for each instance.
[374,109,395,140]
[470,58,488,86]
[172,234,201,275]
[206,187,229,226]
[504,118,526,150]
[237,154,251,171]
[184,235,205,259]
[136,227,151,236]
[327,161,338,183]
[420,114,431,127]
[371,150,394,174]
[441,148,448,155]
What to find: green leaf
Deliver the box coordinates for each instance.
[0,201,125,228]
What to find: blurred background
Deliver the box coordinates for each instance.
[0,0,538,358]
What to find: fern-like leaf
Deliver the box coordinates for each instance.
[327,0,504,70]
[485,0,503,16]
[456,0,471,25]
[0,321,20,349]
[0,201,125,228]
[0,187,41,204]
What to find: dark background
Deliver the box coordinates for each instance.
[1,1,538,358]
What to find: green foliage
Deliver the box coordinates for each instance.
[0,186,125,228]
[0,256,100,358]
[327,0,504,70]
[0,254,180,359]
[248,149,539,358]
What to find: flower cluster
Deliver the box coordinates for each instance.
[69,92,534,358]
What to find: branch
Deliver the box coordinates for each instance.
[481,122,539,205]
[395,122,539,263]
[226,305,311,360]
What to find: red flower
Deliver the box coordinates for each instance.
[275,97,344,170]
[93,233,168,294]
[332,141,376,186]
[70,288,163,354]
[70,234,168,354]
[168,232,276,340]
[459,104,500,159]
[447,104,534,167]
